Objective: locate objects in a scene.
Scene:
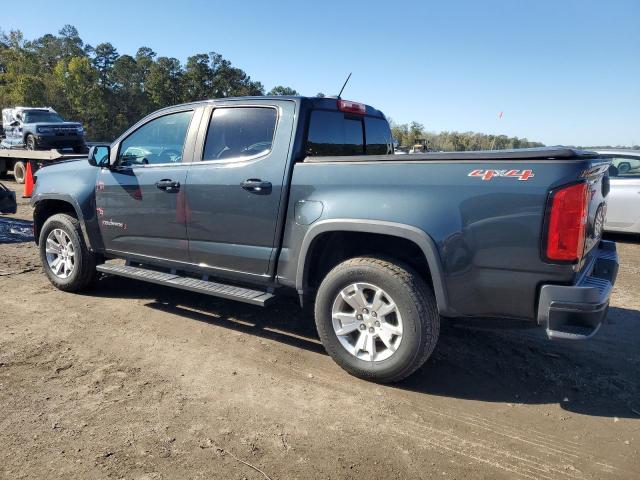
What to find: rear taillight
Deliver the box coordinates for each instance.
[545,182,589,262]
[337,99,366,115]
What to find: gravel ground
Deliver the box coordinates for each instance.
[1,177,638,479]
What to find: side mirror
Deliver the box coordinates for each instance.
[88,145,110,167]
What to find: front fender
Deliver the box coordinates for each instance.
[32,193,96,250]
[31,160,102,251]
[295,219,453,316]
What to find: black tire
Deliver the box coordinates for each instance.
[25,134,36,150]
[73,144,87,154]
[314,257,440,383]
[13,161,26,184]
[618,162,631,175]
[39,213,98,292]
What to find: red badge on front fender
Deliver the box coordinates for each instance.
[468,169,534,181]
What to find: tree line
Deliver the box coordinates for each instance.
[1,25,550,150]
[390,120,545,151]
[0,26,299,141]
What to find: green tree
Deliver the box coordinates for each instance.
[210,52,263,97]
[182,53,212,101]
[53,56,106,139]
[111,54,147,134]
[91,42,119,87]
[268,85,299,96]
[146,57,183,109]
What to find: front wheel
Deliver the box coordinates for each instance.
[39,213,98,292]
[314,257,440,383]
[25,134,36,150]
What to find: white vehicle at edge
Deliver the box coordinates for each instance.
[597,149,640,234]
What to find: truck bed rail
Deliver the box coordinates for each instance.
[303,147,599,163]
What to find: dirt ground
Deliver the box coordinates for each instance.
[1,177,638,480]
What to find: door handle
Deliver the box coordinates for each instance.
[155,179,180,192]
[241,179,272,194]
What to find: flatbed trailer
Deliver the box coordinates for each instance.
[0,148,86,184]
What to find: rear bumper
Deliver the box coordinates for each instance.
[537,240,619,340]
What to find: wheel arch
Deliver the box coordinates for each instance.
[23,131,35,144]
[296,219,453,316]
[33,195,93,249]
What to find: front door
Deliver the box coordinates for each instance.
[96,109,197,263]
[185,102,295,279]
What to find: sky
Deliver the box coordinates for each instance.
[2,0,639,146]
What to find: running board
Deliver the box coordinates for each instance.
[96,263,275,306]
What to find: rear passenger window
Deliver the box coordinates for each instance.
[306,111,364,156]
[203,107,277,161]
[365,117,393,155]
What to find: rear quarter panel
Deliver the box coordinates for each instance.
[279,159,604,320]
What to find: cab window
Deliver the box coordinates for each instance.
[365,117,393,155]
[203,107,277,161]
[306,110,364,156]
[117,110,193,167]
[306,110,393,156]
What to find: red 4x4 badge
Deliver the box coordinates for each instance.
[468,169,534,181]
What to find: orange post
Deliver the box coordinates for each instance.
[22,161,34,198]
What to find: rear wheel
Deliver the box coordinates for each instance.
[314,257,439,383]
[39,213,98,292]
[13,161,26,184]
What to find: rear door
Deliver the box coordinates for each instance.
[185,101,295,280]
[96,108,202,262]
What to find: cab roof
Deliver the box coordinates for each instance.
[160,96,387,118]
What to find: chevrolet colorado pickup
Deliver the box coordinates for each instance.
[30,96,619,382]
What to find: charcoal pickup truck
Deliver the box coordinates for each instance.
[30,96,619,382]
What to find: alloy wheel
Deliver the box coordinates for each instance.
[45,228,75,279]
[331,282,403,362]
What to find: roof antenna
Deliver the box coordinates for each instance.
[337,72,352,99]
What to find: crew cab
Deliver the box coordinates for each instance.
[30,96,618,382]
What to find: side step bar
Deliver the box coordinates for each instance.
[96,263,275,307]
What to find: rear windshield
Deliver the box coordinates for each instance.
[306,110,393,156]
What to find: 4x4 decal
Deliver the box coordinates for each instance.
[468,169,534,181]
